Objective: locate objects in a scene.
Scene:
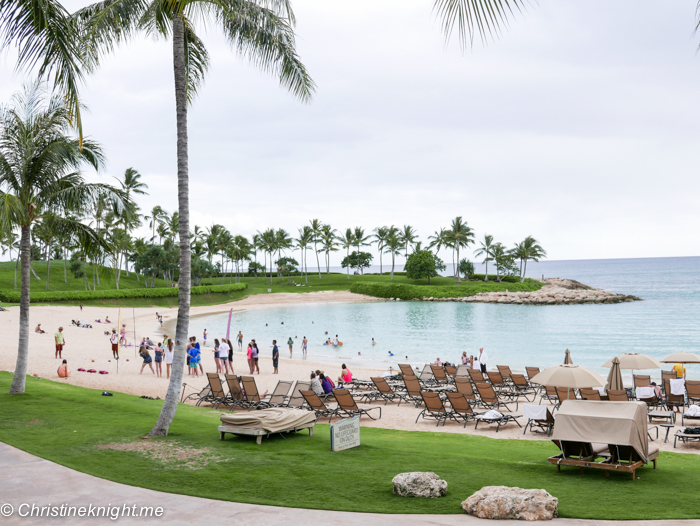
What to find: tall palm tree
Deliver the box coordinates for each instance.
[260,228,277,285]
[251,233,261,282]
[511,240,526,277]
[145,205,166,244]
[296,226,313,284]
[446,216,474,284]
[400,224,418,258]
[309,218,323,279]
[518,235,546,282]
[320,224,337,274]
[205,224,221,284]
[474,234,494,281]
[491,241,507,282]
[0,83,126,395]
[372,226,389,275]
[275,228,293,282]
[383,225,403,280]
[338,228,354,279]
[427,227,447,257]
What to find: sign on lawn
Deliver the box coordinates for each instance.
[330,415,361,451]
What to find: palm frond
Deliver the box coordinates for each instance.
[433,0,527,49]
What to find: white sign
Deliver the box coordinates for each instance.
[330,416,361,451]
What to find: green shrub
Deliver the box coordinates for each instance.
[0,283,247,303]
[350,280,542,300]
[471,274,520,283]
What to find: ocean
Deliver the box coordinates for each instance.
[186,256,700,379]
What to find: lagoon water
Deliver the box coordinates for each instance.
[188,256,700,378]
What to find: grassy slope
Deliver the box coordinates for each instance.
[1,372,698,519]
[0,262,541,307]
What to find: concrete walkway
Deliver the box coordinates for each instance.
[0,442,696,526]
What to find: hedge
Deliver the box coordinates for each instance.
[349,280,542,301]
[0,283,247,303]
[471,274,520,283]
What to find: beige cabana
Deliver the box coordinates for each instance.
[551,400,650,462]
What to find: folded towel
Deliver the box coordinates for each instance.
[636,386,655,399]
[671,378,685,396]
[593,386,607,395]
[523,404,548,421]
[479,410,504,420]
[684,405,700,417]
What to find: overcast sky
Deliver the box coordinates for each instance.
[1,0,699,265]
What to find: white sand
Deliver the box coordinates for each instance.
[1,290,694,456]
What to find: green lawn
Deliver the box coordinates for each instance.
[0,261,540,308]
[1,372,698,519]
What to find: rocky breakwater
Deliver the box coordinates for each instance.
[421,278,643,305]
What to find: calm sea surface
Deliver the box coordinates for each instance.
[188,257,700,379]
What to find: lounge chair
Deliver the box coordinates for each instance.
[661,371,676,393]
[633,375,651,389]
[444,364,457,377]
[673,429,700,449]
[487,371,509,390]
[402,375,427,406]
[445,392,483,427]
[554,387,578,411]
[525,367,541,382]
[287,381,310,408]
[454,377,478,403]
[182,384,212,405]
[430,365,450,385]
[686,380,700,406]
[664,379,685,414]
[333,389,382,420]
[475,382,517,412]
[239,376,273,411]
[607,444,659,478]
[418,365,436,386]
[300,390,340,423]
[196,373,229,408]
[467,369,486,385]
[474,410,522,432]
[224,374,251,410]
[523,404,555,436]
[607,390,629,402]
[398,364,415,377]
[539,385,558,405]
[497,365,514,383]
[266,380,295,407]
[416,391,458,427]
[510,374,537,402]
[580,388,602,401]
[371,377,408,406]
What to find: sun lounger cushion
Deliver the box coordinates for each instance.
[684,405,700,417]
[480,410,503,419]
[220,408,316,433]
[648,445,660,456]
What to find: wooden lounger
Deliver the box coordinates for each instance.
[218,423,315,445]
[548,440,658,480]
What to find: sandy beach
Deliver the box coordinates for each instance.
[1,290,696,456]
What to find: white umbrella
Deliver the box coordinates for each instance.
[530,364,606,389]
[602,353,662,370]
[660,352,700,364]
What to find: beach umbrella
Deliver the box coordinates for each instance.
[606,357,624,391]
[660,352,700,364]
[602,353,661,370]
[563,349,574,365]
[530,364,605,389]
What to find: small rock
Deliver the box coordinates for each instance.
[462,486,558,521]
[392,472,447,498]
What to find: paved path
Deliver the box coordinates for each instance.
[0,442,696,526]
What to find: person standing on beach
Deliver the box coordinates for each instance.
[302,336,308,356]
[109,329,119,359]
[213,338,221,373]
[203,329,208,347]
[246,342,254,374]
[154,342,164,377]
[252,341,260,374]
[164,340,174,378]
[237,331,243,351]
[272,340,279,374]
[54,327,65,359]
[193,337,204,376]
[477,348,488,374]
[120,324,127,347]
[139,346,155,375]
[219,338,232,374]
[287,336,294,358]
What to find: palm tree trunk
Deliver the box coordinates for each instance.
[484,260,488,282]
[29,260,40,280]
[314,242,321,278]
[9,224,31,394]
[63,248,68,283]
[379,245,383,275]
[149,16,190,436]
[14,253,19,289]
[391,251,395,279]
[45,239,51,290]
[456,245,461,283]
[116,252,122,290]
[521,258,527,282]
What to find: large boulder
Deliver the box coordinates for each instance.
[462,486,558,521]
[392,472,447,498]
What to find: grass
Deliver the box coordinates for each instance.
[1,372,699,519]
[0,260,542,307]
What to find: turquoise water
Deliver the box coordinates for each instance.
[188,257,700,377]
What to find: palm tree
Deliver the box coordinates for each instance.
[400,224,418,258]
[338,228,355,279]
[372,226,389,275]
[145,205,166,244]
[260,228,277,285]
[427,228,447,257]
[353,227,371,275]
[446,216,474,284]
[320,224,337,274]
[251,233,261,282]
[205,225,221,284]
[511,240,526,277]
[296,226,313,284]
[0,83,126,395]
[491,241,507,282]
[275,228,293,282]
[518,235,546,282]
[214,226,232,284]
[309,219,323,278]
[383,226,403,280]
[474,234,494,281]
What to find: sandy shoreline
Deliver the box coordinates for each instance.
[1,290,695,456]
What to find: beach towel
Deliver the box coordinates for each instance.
[671,378,685,396]
[684,405,700,418]
[636,386,655,399]
[523,404,548,421]
[480,410,503,420]
[593,386,606,395]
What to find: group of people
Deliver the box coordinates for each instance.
[309,364,353,395]
[139,336,174,377]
